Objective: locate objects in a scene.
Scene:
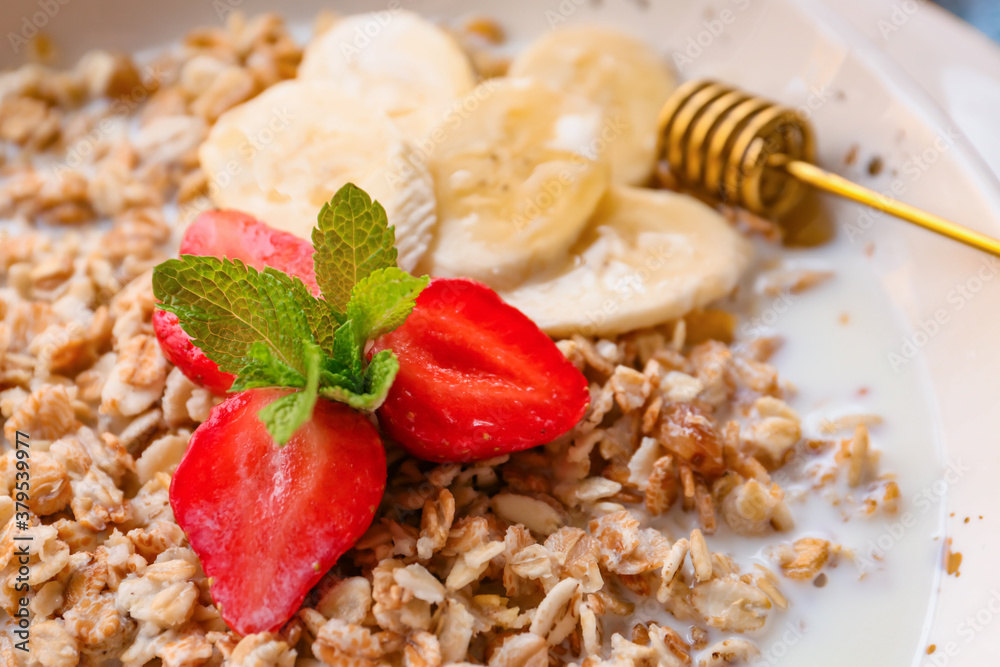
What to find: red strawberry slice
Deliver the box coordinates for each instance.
[152,309,236,395]
[371,278,590,463]
[170,388,385,635]
[153,210,319,395]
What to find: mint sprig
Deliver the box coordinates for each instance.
[312,185,398,312]
[152,183,428,445]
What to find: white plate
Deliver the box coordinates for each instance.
[4,0,1000,664]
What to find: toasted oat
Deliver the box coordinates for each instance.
[3,383,79,444]
[658,404,725,477]
[758,268,833,296]
[645,455,679,516]
[657,538,689,602]
[719,479,781,537]
[699,638,761,666]
[488,632,548,667]
[779,538,831,580]
[691,576,771,632]
[316,577,372,624]
[818,413,884,434]
[689,529,713,583]
[28,619,80,667]
[417,489,456,559]
[627,437,661,490]
[609,364,650,413]
[492,493,565,536]
[847,424,870,488]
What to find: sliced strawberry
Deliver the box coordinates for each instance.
[178,209,320,293]
[153,210,320,395]
[170,388,385,635]
[152,309,235,395]
[371,278,589,463]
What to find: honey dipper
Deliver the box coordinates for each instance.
[656,79,1000,257]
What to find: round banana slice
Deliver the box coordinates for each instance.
[498,186,752,337]
[199,79,436,272]
[425,77,611,289]
[508,24,676,186]
[299,10,476,139]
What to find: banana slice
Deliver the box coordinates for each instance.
[199,79,435,271]
[498,187,752,337]
[299,10,476,139]
[508,25,676,186]
[425,77,610,289]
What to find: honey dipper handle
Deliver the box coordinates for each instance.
[770,155,1000,258]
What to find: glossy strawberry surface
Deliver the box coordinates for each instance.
[153,210,320,394]
[170,388,385,635]
[372,278,590,462]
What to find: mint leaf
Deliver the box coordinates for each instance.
[364,349,400,405]
[258,342,323,445]
[302,298,345,356]
[313,183,398,311]
[318,349,398,410]
[153,183,426,421]
[346,267,429,343]
[325,321,364,387]
[153,256,317,376]
[229,342,306,392]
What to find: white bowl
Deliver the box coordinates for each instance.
[4,0,999,664]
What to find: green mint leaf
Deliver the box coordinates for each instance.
[229,342,306,392]
[312,183,398,312]
[346,267,429,343]
[302,298,345,356]
[318,349,399,410]
[258,342,323,445]
[325,319,364,387]
[363,349,400,405]
[153,257,317,376]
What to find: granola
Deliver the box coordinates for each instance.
[0,10,899,667]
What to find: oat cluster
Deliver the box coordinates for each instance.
[0,12,898,667]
